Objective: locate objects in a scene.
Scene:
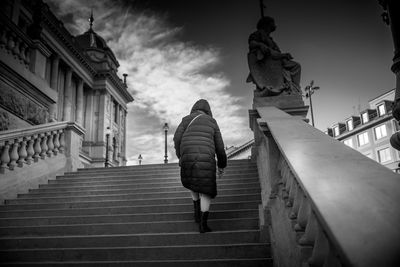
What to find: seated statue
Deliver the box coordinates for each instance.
[247,16,301,96]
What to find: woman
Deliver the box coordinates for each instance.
[173,99,227,233]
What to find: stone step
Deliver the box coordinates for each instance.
[0,201,259,218]
[47,176,258,187]
[0,209,258,226]
[9,188,261,204]
[65,165,257,176]
[0,258,272,267]
[26,183,260,196]
[37,178,259,190]
[58,170,258,180]
[0,230,262,249]
[0,243,269,262]
[0,217,259,237]
[1,194,261,211]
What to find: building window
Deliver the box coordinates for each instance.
[333,126,340,137]
[361,112,369,124]
[113,101,118,123]
[357,132,369,146]
[346,120,353,131]
[378,104,386,116]
[374,124,387,140]
[344,139,353,148]
[378,147,392,163]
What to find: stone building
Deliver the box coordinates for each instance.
[0,0,133,200]
[327,89,400,172]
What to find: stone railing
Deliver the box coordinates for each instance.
[251,106,400,267]
[0,13,32,69]
[0,121,84,174]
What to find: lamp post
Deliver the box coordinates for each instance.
[105,127,111,167]
[163,123,169,164]
[304,80,320,127]
[138,154,142,165]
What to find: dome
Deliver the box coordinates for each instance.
[75,28,109,50]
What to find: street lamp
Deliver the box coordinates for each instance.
[138,154,142,165]
[163,123,169,164]
[105,127,111,167]
[304,80,320,127]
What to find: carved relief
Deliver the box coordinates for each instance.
[0,111,10,131]
[0,83,49,125]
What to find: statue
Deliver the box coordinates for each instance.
[247,16,301,96]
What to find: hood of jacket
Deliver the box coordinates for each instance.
[190,99,213,117]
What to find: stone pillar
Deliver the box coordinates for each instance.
[49,55,59,122]
[64,122,85,172]
[76,79,84,125]
[63,67,72,121]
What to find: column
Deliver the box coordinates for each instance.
[76,78,84,125]
[49,55,59,122]
[63,67,72,121]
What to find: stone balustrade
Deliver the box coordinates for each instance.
[0,15,32,69]
[251,106,400,267]
[0,122,70,174]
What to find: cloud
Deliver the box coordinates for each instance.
[47,0,252,165]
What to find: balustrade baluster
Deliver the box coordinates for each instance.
[8,141,19,170]
[19,42,27,63]
[59,130,65,153]
[17,138,27,167]
[46,132,54,157]
[24,48,30,65]
[0,28,7,48]
[33,136,41,162]
[286,177,296,207]
[0,142,11,173]
[53,131,60,155]
[290,184,301,219]
[294,194,310,231]
[40,133,48,159]
[26,138,34,165]
[299,211,317,246]
[7,32,15,53]
[308,222,329,267]
[12,37,21,57]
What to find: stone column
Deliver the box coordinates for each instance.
[49,55,59,122]
[63,67,72,121]
[76,78,84,125]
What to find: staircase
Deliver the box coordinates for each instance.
[0,159,271,266]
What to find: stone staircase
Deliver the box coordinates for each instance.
[0,159,271,266]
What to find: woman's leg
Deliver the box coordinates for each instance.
[199,193,212,233]
[190,191,200,223]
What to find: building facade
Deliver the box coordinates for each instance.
[0,0,133,168]
[327,89,400,172]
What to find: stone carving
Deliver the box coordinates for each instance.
[0,84,49,125]
[0,111,10,131]
[247,16,301,96]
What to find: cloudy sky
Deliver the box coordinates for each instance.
[47,0,395,165]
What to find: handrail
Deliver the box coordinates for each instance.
[255,106,400,267]
[0,121,85,173]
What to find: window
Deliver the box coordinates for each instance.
[346,120,353,131]
[378,104,386,116]
[357,132,369,146]
[113,101,118,123]
[361,112,369,124]
[374,125,387,140]
[333,126,340,137]
[378,147,392,163]
[344,139,353,148]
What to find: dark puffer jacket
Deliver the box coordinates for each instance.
[173,99,227,198]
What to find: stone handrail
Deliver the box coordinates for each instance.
[252,106,400,267]
[0,121,80,174]
[0,13,32,69]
